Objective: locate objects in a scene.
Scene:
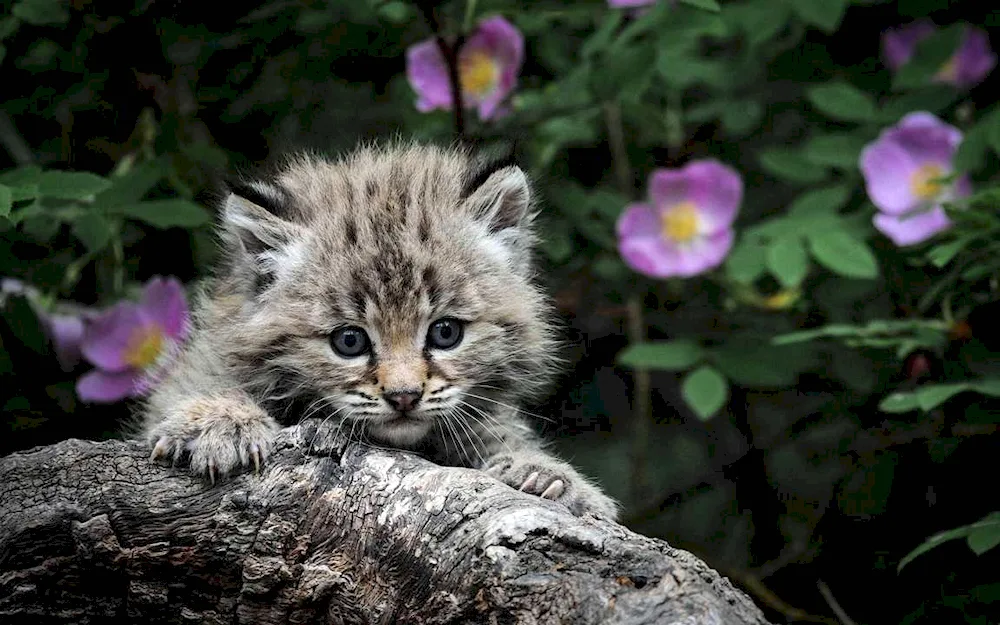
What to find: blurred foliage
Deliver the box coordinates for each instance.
[2,0,1000,623]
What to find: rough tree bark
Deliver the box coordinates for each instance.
[0,420,772,624]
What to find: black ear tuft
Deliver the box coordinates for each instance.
[224,178,292,220]
[461,142,520,200]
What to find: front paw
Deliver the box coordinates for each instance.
[146,395,279,484]
[484,452,619,520]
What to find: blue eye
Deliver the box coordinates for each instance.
[427,318,464,350]
[331,326,370,357]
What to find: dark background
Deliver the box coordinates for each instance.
[2,1,999,623]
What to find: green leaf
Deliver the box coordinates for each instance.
[541,227,573,263]
[926,238,970,268]
[0,295,48,354]
[878,392,921,414]
[682,366,729,420]
[899,513,1000,571]
[759,148,829,184]
[968,524,1000,556]
[767,237,809,287]
[94,157,169,207]
[880,88,963,123]
[679,0,721,11]
[725,236,768,284]
[11,0,69,26]
[723,0,790,47]
[0,17,20,41]
[807,82,878,122]
[114,199,212,228]
[787,185,852,222]
[0,165,42,201]
[787,0,848,33]
[0,184,11,218]
[71,213,117,252]
[915,384,969,411]
[37,171,112,200]
[710,342,815,387]
[721,100,763,136]
[592,256,629,281]
[878,380,1000,413]
[618,340,703,371]
[893,25,964,90]
[808,230,879,279]
[803,134,868,170]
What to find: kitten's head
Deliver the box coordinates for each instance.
[218,143,558,447]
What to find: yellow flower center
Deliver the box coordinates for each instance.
[936,56,959,83]
[762,289,800,310]
[910,163,946,200]
[459,51,498,97]
[661,202,700,243]
[125,326,165,369]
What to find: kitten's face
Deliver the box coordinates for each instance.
[222,145,555,447]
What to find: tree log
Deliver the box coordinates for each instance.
[0,420,772,624]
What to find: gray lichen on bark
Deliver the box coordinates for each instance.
[0,420,772,624]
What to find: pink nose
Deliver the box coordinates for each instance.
[383,390,421,412]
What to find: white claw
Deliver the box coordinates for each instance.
[150,438,170,462]
[251,445,261,474]
[540,479,565,500]
[519,471,540,493]
[208,459,217,486]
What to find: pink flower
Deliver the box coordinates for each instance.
[882,20,996,87]
[617,160,742,278]
[46,314,86,372]
[76,276,189,403]
[406,16,523,121]
[860,112,971,247]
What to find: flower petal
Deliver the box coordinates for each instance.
[465,16,524,120]
[141,276,189,340]
[649,160,742,234]
[619,236,678,278]
[873,206,952,246]
[406,38,452,113]
[890,112,963,161]
[860,136,920,215]
[882,20,936,71]
[46,314,85,371]
[76,368,141,403]
[671,230,735,277]
[619,230,733,278]
[685,160,743,233]
[80,302,148,372]
[616,202,659,239]
[952,27,997,87]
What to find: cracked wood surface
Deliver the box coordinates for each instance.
[0,420,772,624]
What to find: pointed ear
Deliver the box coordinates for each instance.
[463,165,534,233]
[221,180,306,293]
[462,165,537,275]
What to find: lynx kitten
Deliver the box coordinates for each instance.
[142,142,618,519]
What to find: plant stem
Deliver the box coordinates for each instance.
[463,0,479,33]
[414,1,466,137]
[625,295,651,504]
[604,101,650,505]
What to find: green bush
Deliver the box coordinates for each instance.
[2,1,998,622]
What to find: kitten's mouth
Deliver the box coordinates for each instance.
[369,412,433,446]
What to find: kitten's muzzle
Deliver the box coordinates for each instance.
[382,389,421,412]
